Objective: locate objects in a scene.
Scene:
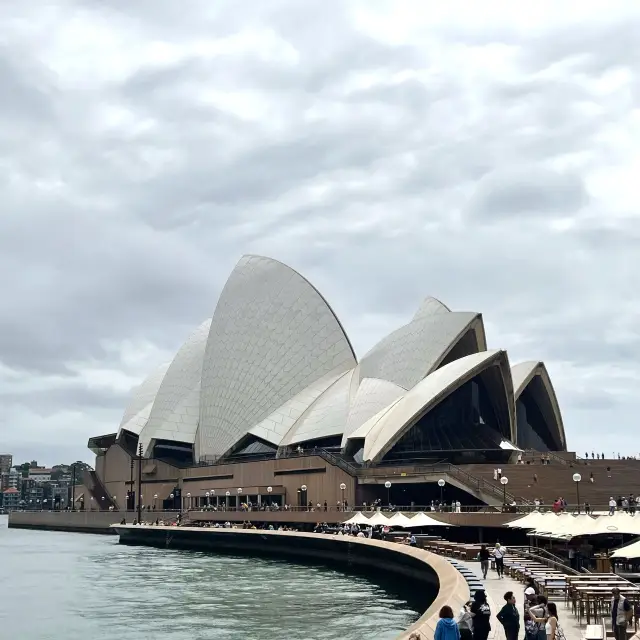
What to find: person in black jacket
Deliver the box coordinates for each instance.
[497,591,520,640]
[479,545,490,579]
[470,589,491,640]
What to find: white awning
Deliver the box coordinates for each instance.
[388,512,413,527]
[611,540,640,559]
[343,512,371,525]
[367,511,391,525]
[581,513,640,536]
[406,512,450,527]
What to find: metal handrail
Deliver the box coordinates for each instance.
[524,449,570,466]
[440,464,531,505]
[510,545,568,566]
[508,547,579,575]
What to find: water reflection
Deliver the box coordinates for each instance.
[0,517,423,639]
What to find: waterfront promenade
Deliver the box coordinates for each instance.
[457,559,584,640]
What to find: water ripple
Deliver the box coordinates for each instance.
[0,517,422,639]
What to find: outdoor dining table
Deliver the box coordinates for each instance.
[574,586,640,624]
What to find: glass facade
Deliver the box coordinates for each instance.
[382,375,510,463]
[515,380,559,451]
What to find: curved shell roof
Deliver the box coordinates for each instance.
[411,296,451,321]
[196,255,357,460]
[341,377,406,446]
[118,362,170,436]
[359,310,485,389]
[247,370,347,446]
[511,360,566,448]
[279,368,358,447]
[138,319,211,454]
[359,350,515,463]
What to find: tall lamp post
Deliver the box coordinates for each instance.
[129,457,134,511]
[71,463,77,512]
[573,473,582,513]
[339,482,346,510]
[169,493,174,511]
[437,478,445,505]
[237,488,242,511]
[153,493,158,511]
[384,481,391,506]
[211,489,215,510]
[225,490,230,510]
[205,491,210,509]
[500,476,509,505]
[267,486,272,507]
[301,484,307,510]
[137,443,143,524]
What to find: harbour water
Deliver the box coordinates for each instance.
[0,516,427,639]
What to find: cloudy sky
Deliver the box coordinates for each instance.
[1,0,638,466]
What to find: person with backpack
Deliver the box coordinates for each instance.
[529,595,549,640]
[456,601,474,640]
[493,543,506,578]
[530,602,565,640]
[497,591,520,640]
[524,612,539,640]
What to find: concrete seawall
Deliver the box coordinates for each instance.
[114,525,470,640]
[9,509,519,534]
[8,511,177,534]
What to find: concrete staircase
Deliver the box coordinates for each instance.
[458,458,640,508]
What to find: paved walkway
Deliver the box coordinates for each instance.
[457,560,584,640]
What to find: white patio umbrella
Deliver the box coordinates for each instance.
[343,512,371,525]
[611,539,640,559]
[388,512,413,527]
[406,512,450,527]
[582,513,640,536]
[507,511,556,529]
[367,511,391,526]
[532,514,598,540]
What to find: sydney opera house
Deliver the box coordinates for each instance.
[84,255,567,516]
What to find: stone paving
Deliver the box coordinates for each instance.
[457,559,585,640]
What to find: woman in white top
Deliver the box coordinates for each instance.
[531,602,563,640]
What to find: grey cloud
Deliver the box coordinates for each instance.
[466,167,589,220]
[1,386,129,415]
[0,0,637,462]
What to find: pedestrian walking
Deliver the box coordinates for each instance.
[493,543,506,578]
[479,544,490,580]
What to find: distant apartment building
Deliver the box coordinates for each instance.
[2,488,20,511]
[28,468,53,483]
[1,467,21,492]
[0,454,12,475]
[22,478,44,506]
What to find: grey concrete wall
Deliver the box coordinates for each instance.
[8,510,178,533]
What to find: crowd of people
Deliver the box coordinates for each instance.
[426,580,633,640]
